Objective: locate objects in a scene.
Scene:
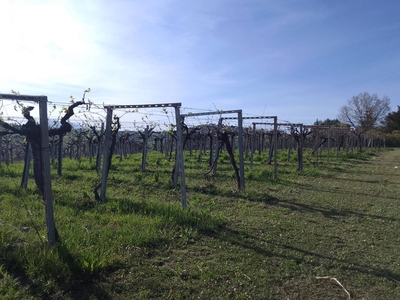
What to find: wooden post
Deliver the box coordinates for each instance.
[198,138,203,163]
[327,126,331,163]
[250,123,256,169]
[141,125,149,171]
[273,117,278,179]
[96,122,104,174]
[208,132,213,167]
[336,130,340,159]
[260,132,265,154]
[173,132,179,185]
[100,108,113,200]
[316,127,319,166]
[57,135,63,176]
[298,124,304,172]
[175,107,187,209]
[238,110,245,191]
[38,97,57,245]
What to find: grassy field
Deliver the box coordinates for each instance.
[0,147,400,299]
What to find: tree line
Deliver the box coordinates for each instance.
[316,92,400,147]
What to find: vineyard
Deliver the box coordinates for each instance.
[0,93,399,299]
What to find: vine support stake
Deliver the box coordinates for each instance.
[299,124,304,172]
[327,126,331,163]
[174,106,187,209]
[100,108,113,200]
[237,110,245,190]
[250,122,256,169]
[273,116,278,179]
[39,97,57,245]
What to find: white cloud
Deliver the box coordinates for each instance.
[0,0,92,84]
[1,0,399,125]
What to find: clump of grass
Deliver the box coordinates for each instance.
[0,266,32,299]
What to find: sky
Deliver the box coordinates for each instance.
[1,0,400,128]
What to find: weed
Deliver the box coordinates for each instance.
[179,227,196,245]
[79,250,110,274]
[153,171,160,183]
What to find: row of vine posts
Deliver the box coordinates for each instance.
[0,93,385,245]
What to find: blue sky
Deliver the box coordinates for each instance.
[1,0,399,128]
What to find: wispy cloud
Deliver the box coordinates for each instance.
[1,0,399,126]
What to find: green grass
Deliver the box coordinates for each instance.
[0,147,400,299]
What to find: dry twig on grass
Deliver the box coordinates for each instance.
[316,276,351,299]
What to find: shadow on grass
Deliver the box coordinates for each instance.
[189,181,282,203]
[107,198,224,233]
[263,198,400,222]
[332,177,383,184]
[286,180,400,202]
[55,241,112,300]
[0,238,111,300]
[314,183,399,201]
[0,243,33,296]
[207,226,400,283]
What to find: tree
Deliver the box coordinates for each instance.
[385,130,400,147]
[338,92,390,132]
[382,106,400,133]
[314,118,343,126]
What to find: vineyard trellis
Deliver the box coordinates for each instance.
[181,109,246,190]
[222,116,278,179]
[0,90,389,248]
[0,93,57,245]
[100,103,188,208]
